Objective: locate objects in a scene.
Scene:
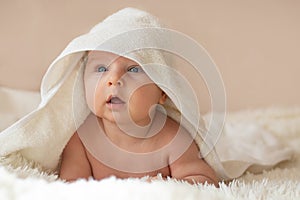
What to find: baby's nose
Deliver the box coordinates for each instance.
[107,69,124,86]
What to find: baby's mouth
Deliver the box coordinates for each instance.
[106,95,125,105]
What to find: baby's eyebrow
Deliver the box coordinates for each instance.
[86,57,109,66]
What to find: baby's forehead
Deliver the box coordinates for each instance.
[88,50,116,59]
[87,51,139,65]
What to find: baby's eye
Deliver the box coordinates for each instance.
[128,66,144,73]
[97,65,107,72]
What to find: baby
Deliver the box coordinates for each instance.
[59,50,218,185]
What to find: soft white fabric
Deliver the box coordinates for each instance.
[0,86,40,131]
[205,112,293,179]
[1,106,299,200]
[0,7,293,181]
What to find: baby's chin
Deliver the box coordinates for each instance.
[91,108,153,126]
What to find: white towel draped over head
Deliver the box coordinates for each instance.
[0,7,292,181]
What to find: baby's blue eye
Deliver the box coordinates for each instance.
[97,66,107,72]
[128,66,143,73]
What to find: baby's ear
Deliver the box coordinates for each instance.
[158,92,167,104]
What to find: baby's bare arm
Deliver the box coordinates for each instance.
[59,132,92,182]
[169,141,219,186]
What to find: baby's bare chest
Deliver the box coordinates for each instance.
[86,150,171,179]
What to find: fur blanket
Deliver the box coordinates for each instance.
[1,103,299,200]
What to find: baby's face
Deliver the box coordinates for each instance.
[84,51,166,126]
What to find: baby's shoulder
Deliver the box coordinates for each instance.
[159,117,197,161]
[65,131,85,150]
[162,117,191,141]
[163,117,179,133]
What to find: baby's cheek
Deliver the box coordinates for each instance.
[129,94,153,117]
[85,93,95,113]
[84,81,100,111]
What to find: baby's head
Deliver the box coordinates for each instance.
[69,7,202,138]
[67,8,204,141]
[83,50,167,126]
[74,8,173,131]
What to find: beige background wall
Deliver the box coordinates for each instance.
[0,0,299,111]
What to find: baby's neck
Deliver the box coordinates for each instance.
[99,111,167,148]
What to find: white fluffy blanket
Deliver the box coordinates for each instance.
[0,87,299,199]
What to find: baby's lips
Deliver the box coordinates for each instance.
[106,94,113,103]
[106,95,125,104]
